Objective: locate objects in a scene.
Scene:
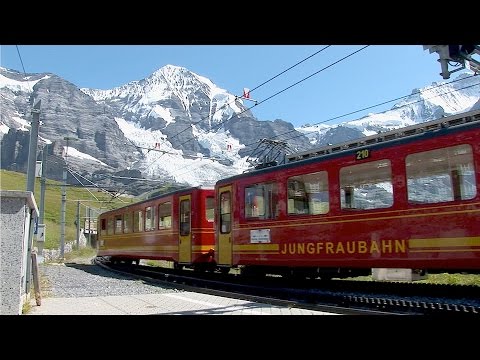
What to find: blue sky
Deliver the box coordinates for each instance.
[0,45,463,127]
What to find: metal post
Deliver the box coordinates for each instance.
[88,206,92,247]
[39,144,47,224]
[25,100,41,295]
[76,200,80,249]
[60,136,77,259]
[38,143,47,256]
[26,100,41,193]
[25,207,36,295]
[439,58,451,80]
[60,162,67,259]
[31,249,42,306]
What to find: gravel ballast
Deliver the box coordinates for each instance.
[38,260,174,298]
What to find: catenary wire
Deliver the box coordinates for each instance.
[273,80,480,148]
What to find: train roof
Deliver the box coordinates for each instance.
[99,185,214,216]
[146,185,214,199]
[216,108,480,185]
[288,108,480,163]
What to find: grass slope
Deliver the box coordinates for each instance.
[1,169,134,249]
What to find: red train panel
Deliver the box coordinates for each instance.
[215,110,480,274]
[97,186,215,267]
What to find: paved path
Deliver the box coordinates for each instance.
[28,290,338,315]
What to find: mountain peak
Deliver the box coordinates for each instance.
[151,64,189,79]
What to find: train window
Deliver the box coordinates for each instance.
[180,199,191,236]
[288,171,329,215]
[107,217,114,235]
[134,210,144,232]
[145,206,156,231]
[158,202,172,229]
[205,196,214,222]
[114,215,122,234]
[340,159,393,210]
[220,191,231,233]
[123,212,132,233]
[406,144,476,204]
[245,183,278,219]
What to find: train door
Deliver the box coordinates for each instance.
[178,194,191,264]
[217,185,233,266]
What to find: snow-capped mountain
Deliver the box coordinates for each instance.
[81,65,245,129]
[297,72,480,145]
[1,65,479,196]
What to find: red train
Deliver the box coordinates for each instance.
[98,109,480,279]
[97,186,216,271]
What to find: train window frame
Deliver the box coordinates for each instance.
[287,171,329,215]
[205,196,215,223]
[107,217,114,235]
[114,215,122,234]
[406,144,476,204]
[339,159,393,210]
[220,191,231,234]
[134,210,144,232]
[179,199,191,236]
[145,206,156,231]
[245,182,278,220]
[123,212,132,233]
[158,201,172,229]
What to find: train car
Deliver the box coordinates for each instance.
[97,186,216,270]
[214,109,480,279]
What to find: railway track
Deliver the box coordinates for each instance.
[93,257,480,315]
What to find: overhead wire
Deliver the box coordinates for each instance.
[179,45,370,146]
[67,167,129,203]
[67,168,101,202]
[237,46,332,99]
[165,45,332,144]
[270,77,480,147]
[42,151,134,200]
[15,45,33,93]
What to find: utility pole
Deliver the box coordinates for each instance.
[60,136,77,259]
[25,99,41,294]
[26,100,41,193]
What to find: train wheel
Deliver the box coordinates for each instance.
[174,262,183,271]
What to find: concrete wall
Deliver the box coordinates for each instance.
[0,191,38,315]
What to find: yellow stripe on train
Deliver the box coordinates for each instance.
[409,237,480,249]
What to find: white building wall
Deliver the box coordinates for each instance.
[0,191,38,315]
